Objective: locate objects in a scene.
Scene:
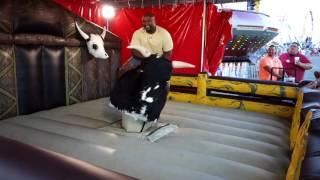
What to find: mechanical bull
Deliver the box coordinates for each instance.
[76,23,194,132]
[110,45,195,123]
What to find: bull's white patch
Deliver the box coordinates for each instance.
[154,85,160,90]
[108,102,115,108]
[145,97,153,103]
[124,111,148,121]
[140,105,147,115]
[75,22,109,59]
[141,87,153,103]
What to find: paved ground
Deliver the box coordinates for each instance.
[304,55,320,80]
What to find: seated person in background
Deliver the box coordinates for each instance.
[279,42,312,82]
[303,71,320,89]
[118,12,173,77]
[259,45,283,81]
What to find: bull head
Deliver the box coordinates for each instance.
[75,22,109,59]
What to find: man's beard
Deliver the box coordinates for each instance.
[145,26,156,34]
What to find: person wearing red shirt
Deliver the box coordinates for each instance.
[279,42,313,82]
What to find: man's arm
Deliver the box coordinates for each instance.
[296,61,313,70]
[263,65,282,78]
[162,30,173,60]
[130,31,144,59]
[296,55,313,70]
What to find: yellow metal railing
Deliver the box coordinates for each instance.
[169,74,297,118]
[286,110,313,180]
[206,78,297,99]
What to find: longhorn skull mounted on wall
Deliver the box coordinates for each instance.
[75,22,109,59]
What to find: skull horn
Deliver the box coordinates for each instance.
[75,22,89,40]
[101,26,107,39]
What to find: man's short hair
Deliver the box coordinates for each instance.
[291,42,300,47]
[143,12,155,18]
[268,45,275,48]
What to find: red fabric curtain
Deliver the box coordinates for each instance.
[205,5,233,74]
[51,1,232,75]
[110,4,203,74]
[53,0,105,26]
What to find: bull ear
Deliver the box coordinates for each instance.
[101,26,107,39]
[75,22,89,40]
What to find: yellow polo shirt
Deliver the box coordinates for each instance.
[130,26,173,56]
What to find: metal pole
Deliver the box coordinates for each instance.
[200,0,206,72]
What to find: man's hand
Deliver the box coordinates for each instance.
[162,50,172,60]
[131,49,145,59]
[263,65,282,79]
[296,61,313,70]
[118,61,136,78]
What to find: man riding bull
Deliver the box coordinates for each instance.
[118,12,174,76]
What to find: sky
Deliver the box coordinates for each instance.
[218,0,320,44]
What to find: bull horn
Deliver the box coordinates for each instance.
[172,61,195,68]
[127,45,151,58]
[101,26,107,39]
[75,22,89,40]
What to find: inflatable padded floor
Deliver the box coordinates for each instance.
[0,98,290,180]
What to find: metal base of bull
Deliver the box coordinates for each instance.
[121,113,153,133]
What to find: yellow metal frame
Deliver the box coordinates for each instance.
[206,79,297,99]
[286,110,313,180]
[290,90,304,149]
[169,74,296,118]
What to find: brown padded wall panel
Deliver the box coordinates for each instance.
[81,48,111,101]
[97,56,111,98]
[0,33,13,45]
[15,45,43,114]
[0,45,17,120]
[65,47,83,105]
[14,34,66,46]
[42,46,66,109]
[0,0,13,33]
[108,49,121,90]
[13,0,64,37]
[81,48,98,101]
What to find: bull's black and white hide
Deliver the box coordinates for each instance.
[110,55,172,122]
[75,22,109,59]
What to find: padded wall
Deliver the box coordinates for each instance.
[13,0,64,36]
[15,46,66,114]
[82,47,111,101]
[65,47,83,105]
[0,0,12,34]
[42,46,65,109]
[0,45,17,119]
[0,0,122,118]
[65,46,120,105]
[15,46,43,114]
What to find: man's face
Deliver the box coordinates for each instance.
[142,16,156,33]
[268,47,276,57]
[289,44,299,55]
